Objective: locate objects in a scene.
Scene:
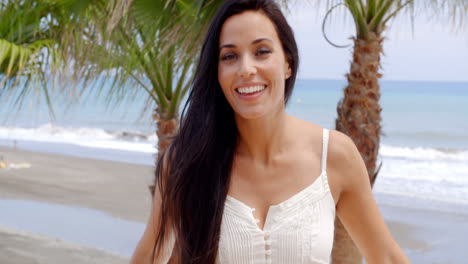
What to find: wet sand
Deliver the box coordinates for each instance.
[0,224,127,264]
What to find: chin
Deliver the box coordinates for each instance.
[235,108,267,120]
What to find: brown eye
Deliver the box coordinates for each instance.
[221,52,237,61]
[255,48,272,56]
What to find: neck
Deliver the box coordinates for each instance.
[235,108,290,165]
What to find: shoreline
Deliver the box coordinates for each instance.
[0,224,127,264]
[1,146,467,262]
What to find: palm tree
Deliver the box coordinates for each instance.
[0,1,61,114]
[61,0,226,194]
[1,0,225,194]
[98,0,225,158]
[317,0,467,262]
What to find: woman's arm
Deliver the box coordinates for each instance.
[329,130,410,264]
[131,151,175,264]
[130,185,175,264]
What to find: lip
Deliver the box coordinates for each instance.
[235,83,267,101]
[234,82,267,90]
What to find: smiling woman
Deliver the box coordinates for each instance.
[130,1,410,263]
[218,11,292,120]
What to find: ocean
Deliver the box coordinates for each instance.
[1,79,468,215]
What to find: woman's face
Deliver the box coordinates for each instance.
[218,11,291,120]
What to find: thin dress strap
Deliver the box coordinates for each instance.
[321,128,329,174]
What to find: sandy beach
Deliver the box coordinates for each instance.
[0,146,154,223]
[0,224,128,264]
[0,146,154,263]
[1,145,467,263]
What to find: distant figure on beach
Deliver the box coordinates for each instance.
[131,0,410,263]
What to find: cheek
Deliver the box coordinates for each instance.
[264,55,287,79]
[262,61,287,103]
[263,62,286,89]
[218,65,231,90]
[218,66,234,101]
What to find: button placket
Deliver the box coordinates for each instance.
[264,230,271,263]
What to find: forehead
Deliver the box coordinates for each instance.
[219,11,280,46]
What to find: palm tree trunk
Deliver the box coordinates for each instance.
[331,32,383,263]
[149,109,179,196]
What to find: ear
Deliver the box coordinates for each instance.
[285,62,291,80]
[284,56,292,80]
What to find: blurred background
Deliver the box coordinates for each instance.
[0,1,467,263]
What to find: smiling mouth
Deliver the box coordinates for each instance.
[235,85,267,95]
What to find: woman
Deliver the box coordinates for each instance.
[131,0,410,263]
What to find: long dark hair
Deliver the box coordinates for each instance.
[153,0,299,263]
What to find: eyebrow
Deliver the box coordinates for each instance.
[219,38,273,50]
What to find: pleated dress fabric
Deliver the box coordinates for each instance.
[217,128,335,264]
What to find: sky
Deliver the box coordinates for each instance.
[285,2,468,82]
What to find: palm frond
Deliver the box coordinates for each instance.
[59,0,226,120]
[0,1,59,115]
[317,0,468,42]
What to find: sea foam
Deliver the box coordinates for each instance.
[0,124,157,153]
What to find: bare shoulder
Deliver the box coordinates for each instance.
[326,129,367,204]
[289,116,358,164]
[327,129,360,163]
[286,117,365,203]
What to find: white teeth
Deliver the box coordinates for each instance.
[237,85,266,94]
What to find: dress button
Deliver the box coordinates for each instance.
[266,249,272,255]
[265,240,271,246]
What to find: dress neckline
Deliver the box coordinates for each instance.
[226,170,327,212]
[225,171,330,232]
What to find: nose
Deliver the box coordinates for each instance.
[238,55,256,79]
